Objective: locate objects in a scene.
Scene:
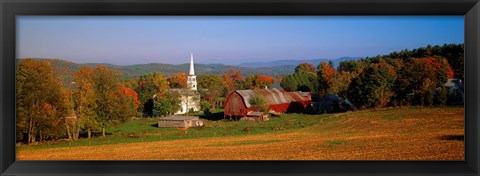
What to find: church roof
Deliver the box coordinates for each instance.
[168,88,199,96]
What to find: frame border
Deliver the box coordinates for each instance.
[1,0,479,176]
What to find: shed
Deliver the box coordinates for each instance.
[158,116,203,128]
[247,111,269,121]
[443,78,464,105]
[316,94,354,113]
[224,88,311,119]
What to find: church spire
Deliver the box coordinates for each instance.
[187,53,197,91]
[189,53,195,76]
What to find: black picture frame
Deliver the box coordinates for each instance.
[1,0,479,175]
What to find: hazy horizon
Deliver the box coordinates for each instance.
[17,16,464,65]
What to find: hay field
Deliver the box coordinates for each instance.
[17,107,464,160]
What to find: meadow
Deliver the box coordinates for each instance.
[16,107,464,160]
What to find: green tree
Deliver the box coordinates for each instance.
[91,66,127,137]
[248,93,268,113]
[154,91,181,116]
[136,72,170,115]
[348,60,397,109]
[280,74,298,91]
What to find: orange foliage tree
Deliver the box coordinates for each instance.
[222,69,245,94]
[169,72,188,88]
[317,62,337,95]
[120,86,141,107]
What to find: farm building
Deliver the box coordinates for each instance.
[239,111,269,122]
[443,78,464,105]
[314,94,354,113]
[158,116,203,128]
[224,88,311,119]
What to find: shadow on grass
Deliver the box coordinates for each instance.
[78,132,112,138]
[438,135,464,141]
[198,111,225,121]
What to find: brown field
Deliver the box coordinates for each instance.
[17,107,464,160]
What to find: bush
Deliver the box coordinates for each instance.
[200,100,212,111]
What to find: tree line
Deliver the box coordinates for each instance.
[281,43,463,109]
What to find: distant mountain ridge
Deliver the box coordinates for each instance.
[18,58,296,80]
[237,57,361,68]
[18,57,362,86]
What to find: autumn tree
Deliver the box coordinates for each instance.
[328,71,352,98]
[169,72,188,88]
[122,79,139,91]
[198,74,225,109]
[222,69,245,93]
[72,66,98,139]
[16,59,69,144]
[295,63,316,74]
[244,73,272,89]
[114,86,140,119]
[259,75,273,88]
[396,57,454,106]
[317,62,337,95]
[120,86,140,108]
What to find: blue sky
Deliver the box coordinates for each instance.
[17,16,464,65]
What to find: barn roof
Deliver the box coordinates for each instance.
[234,88,311,108]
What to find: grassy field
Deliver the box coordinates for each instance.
[16,107,464,160]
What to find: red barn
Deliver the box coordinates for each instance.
[224,88,311,119]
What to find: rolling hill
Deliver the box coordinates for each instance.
[237,57,360,68]
[18,56,361,86]
[18,58,298,84]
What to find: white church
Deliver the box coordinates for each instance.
[169,53,201,114]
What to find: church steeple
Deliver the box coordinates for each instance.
[187,53,197,91]
[189,53,195,76]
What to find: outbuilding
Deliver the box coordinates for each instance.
[315,94,354,113]
[443,78,464,105]
[158,116,203,128]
